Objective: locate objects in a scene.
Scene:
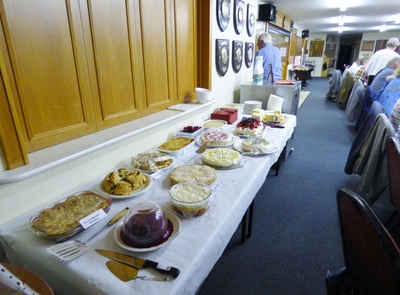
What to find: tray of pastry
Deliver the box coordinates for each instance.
[29,190,112,242]
[157,136,195,157]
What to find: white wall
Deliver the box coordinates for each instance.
[305,33,328,77]
[359,31,400,58]
[211,0,258,105]
[0,0,258,226]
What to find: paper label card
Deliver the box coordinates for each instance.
[80,209,107,229]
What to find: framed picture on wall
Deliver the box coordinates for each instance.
[361,40,375,51]
[309,40,324,57]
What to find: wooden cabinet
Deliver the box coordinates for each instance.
[0,0,196,160]
[0,0,97,152]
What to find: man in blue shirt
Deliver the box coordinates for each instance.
[370,56,400,97]
[256,33,282,81]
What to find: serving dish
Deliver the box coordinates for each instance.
[114,211,181,252]
[175,126,203,138]
[169,182,213,218]
[157,136,195,157]
[29,191,112,242]
[98,173,153,199]
[131,151,174,173]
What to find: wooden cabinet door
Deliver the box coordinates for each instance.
[0,0,97,152]
[0,0,197,165]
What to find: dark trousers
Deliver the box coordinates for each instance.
[367,75,375,86]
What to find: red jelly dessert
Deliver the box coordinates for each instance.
[120,202,171,248]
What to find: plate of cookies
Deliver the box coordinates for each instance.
[98,168,153,199]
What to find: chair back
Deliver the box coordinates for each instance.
[388,137,400,212]
[337,188,400,295]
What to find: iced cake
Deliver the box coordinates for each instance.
[200,129,233,146]
[234,117,264,136]
[202,148,241,168]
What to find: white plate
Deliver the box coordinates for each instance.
[175,127,204,138]
[233,140,280,155]
[113,211,181,252]
[133,157,175,174]
[98,173,153,199]
[194,154,245,170]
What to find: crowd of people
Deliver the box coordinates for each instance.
[338,37,400,131]
[341,37,400,201]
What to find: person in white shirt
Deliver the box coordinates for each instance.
[347,56,363,75]
[364,37,400,85]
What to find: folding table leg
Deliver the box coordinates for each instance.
[241,199,255,244]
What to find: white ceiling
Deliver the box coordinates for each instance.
[258,0,400,35]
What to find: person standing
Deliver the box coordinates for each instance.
[364,37,400,85]
[256,33,282,81]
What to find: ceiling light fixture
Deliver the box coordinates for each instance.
[380,25,388,32]
[340,6,347,11]
[339,15,345,26]
[339,26,343,33]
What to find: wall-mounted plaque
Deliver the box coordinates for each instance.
[232,40,243,73]
[246,4,256,37]
[216,39,230,76]
[217,0,231,32]
[234,0,245,34]
[245,42,254,68]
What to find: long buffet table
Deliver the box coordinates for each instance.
[0,114,296,295]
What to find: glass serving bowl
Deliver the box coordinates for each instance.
[29,190,112,242]
[169,181,212,218]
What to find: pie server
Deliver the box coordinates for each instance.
[106,260,169,282]
[95,249,180,278]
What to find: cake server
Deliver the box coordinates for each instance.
[95,249,180,278]
[185,141,208,163]
[106,260,169,282]
[47,207,129,261]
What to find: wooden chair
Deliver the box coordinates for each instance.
[0,262,54,295]
[386,136,400,229]
[334,188,400,295]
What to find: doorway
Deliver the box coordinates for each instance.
[337,44,353,73]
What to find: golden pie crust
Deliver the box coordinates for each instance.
[169,164,217,184]
[30,191,110,240]
[102,168,147,195]
[158,137,194,151]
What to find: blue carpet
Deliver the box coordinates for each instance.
[199,77,362,295]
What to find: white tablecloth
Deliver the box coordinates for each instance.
[0,115,296,295]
